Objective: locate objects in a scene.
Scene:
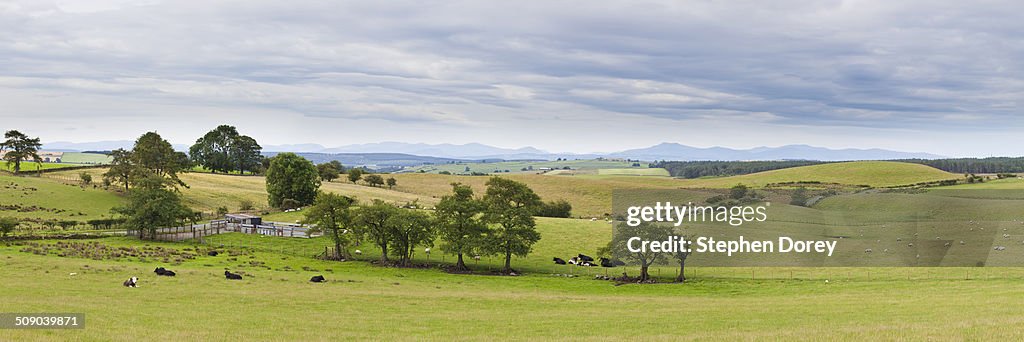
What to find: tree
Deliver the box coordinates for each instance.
[231,134,263,175]
[435,183,487,271]
[1,130,42,174]
[0,217,18,237]
[189,125,262,174]
[103,149,140,192]
[317,162,341,182]
[729,184,749,200]
[304,192,356,260]
[353,200,400,263]
[386,177,397,189]
[481,177,542,273]
[387,209,434,266]
[535,199,572,218]
[672,229,692,283]
[347,168,364,184]
[131,132,187,186]
[365,174,384,187]
[112,175,192,240]
[790,187,809,206]
[605,222,672,282]
[265,153,320,208]
[79,172,93,185]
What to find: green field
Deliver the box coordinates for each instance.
[4,161,1024,339]
[0,162,80,172]
[59,152,112,164]
[596,168,670,176]
[0,173,125,227]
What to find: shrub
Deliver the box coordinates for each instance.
[0,217,18,237]
[239,199,255,211]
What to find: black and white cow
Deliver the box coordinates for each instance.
[577,254,595,262]
[123,277,138,288]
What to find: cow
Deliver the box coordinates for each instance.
[553,257,567,265]
[154,267,176,277]
[224,271,243,280]
[599,258,617,268]
[123,277,138,288]
[310,275,326,283]
[567,256,580,265]
[577,254,595,262]
[207,251,219,256]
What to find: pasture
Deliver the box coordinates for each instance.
[3,161,1024,340]
[404,159,644,175]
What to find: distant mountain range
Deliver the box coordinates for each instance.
[43,141,943,162]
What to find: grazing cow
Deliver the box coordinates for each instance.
[310,275,326,283]
[207,251,219,256]
[154,267,176,277]
[553,257,567,265]
[577,254,595,262]
[224,271,243,280]
[123,277,138,288]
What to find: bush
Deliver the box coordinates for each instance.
[216,206,229,216]
[79,172,93,185]
[281,199,301,210]
[535,200,572,218]
[239,199,255,211]
[0,217,18,237]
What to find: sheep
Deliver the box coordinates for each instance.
[908,243,914,247]
[224,271,243,280]
[943,242,951,247]
[123,277,138,288]
[960,241,966,245]
[864,249,873,253]
[553,257,567,265]
[310,275,326,283]
[354,250,362,255]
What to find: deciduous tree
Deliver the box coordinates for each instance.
[0,130,42,174]
[435,183,486,271]
[265,153,320,208]
[481,177,542,273]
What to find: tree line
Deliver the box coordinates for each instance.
[655,158,1024,179]
[304,177,548,273]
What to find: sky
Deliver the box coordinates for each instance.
[0,0,1022,157]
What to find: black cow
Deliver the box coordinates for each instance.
[154,267,176,276]
[553,257,567,265]
[600,258,616,268]
[224,271,243,280]
[207,251,219,256]
[310,275,326,283]
[577,254,595,262]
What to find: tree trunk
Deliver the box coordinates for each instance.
[504,251,512,272]
[640,264,650,282]
[380,245,389,263]
[675,260,686,283]
[455,253,467,271]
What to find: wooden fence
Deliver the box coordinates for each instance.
[130,220,315,242]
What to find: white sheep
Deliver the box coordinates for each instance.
[354,250,362,255]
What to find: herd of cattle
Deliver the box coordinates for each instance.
[553,254,626,268]
[122,266,327,287]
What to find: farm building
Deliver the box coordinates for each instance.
[0,151,63,163]
[225,213,262,225]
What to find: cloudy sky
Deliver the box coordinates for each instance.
[1,0,1021,156]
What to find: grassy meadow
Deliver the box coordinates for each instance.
[3,160,1024,340]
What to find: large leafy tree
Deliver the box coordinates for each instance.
[265,153,320,208]
[605,222,673,282]
[387,209,434,266]
[304,192,356,260]
[103,149,140,192]
[353,200,400,263]
[189,125,262,174]
[317,161,343,182]
[1,130,42,174]
[132,132,187,186]
[435,183,487,271]
[481,177,542,273]
[113,175,192,240]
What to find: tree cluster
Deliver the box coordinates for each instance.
[189,125,263,174]
[103,132,189,191]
